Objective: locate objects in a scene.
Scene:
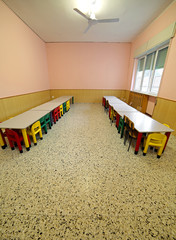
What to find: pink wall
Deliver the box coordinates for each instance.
[0,0,50,98]
[47,43,131,89]
[128,1,176,101]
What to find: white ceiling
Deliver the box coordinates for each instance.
[2,0,174,42]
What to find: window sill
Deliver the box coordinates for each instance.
[131,90,158,97]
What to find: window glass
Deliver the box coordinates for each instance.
[133,45,168,96]
[151,47,168,94]
[134,58,145,91]
[141,53,155,92]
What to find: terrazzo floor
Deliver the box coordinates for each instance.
[0,103,176,240]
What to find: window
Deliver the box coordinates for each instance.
[133,45,168,96]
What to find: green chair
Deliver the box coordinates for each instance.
[45,113,52,130]
[63,102,67,114]
[118,117,125,138]
[40,113,51,134]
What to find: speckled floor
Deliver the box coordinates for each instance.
[0,103,176,240]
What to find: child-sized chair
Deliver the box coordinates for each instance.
[5,129,31,153]
[60,104,63,117]
[52,108,59,124]
[27,121,43,145]
[143,133,167,158]
[63,102,66,114]
[0,129,7,149]
[118,117,125,138]
[45,113,52,129]
[40,113,52,134]
[124,117,138,151]
[66,100,70,111]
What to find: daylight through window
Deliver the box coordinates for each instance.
[133,45,168,96]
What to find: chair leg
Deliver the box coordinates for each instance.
[32,133,37,145]
[44,125,47,134]
[124,131,128,145]
[128,137,132,151]
[16,140,23,153]
[120,125,124,138]
[8,139,14,150]
[27,135,31,147]
[39,129,43,140]
[157,145,165,158]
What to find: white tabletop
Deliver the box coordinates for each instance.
[30,102,62,111]
[51,96,73,103]
[31,96,73,111]
[0,110,49,129]
[112,104,137,112]
[104,96,118,100]
[117,111,173,133]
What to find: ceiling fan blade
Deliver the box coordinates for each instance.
[84,23,92,33]
[96,18,119,23]
[73,8,90,20]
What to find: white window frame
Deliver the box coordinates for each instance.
[133,43,169,96]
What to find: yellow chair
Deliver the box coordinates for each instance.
[110,106,116,125]
[60,104,63,116]
[27,121,43,145]
[66,100,70,111]
[163,123,170,128]
[143,133,167,158]
[124,117,138,151]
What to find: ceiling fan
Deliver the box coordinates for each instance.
[73,8,119,33]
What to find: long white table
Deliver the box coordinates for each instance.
[0,110,49,150]
[31,96,73,111]
[103,96,174,154]
[112,104,137,112]
[0,96,73,150]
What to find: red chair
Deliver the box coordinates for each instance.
[57,106,61,118]
[52,107,59,124]
[5,129,31,153]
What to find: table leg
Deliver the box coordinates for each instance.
[0,130,7,149]
[134,132,143,154]
[164,132,171,151]
[21,129,30,151]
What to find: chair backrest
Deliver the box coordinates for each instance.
[5,129,19,140]
[124,115,129,125]
[31,121,41,133]
[163,123,170,128]
[148,133,167,144]
[53,108,58,115]
[40,116,45,127]
[137,106,142,111]
[45,113,51,122]
[128,120,135,130]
